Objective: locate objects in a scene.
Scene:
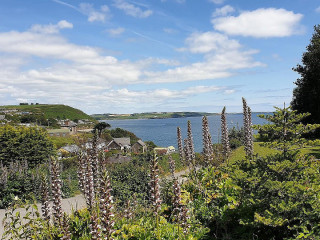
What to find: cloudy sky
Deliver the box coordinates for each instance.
[0,0,319,114]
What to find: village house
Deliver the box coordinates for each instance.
[132,140,147,153]
[106,137,131,151]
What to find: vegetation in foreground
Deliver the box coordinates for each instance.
[1,97,320,240]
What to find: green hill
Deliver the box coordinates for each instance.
[0,104,94,121]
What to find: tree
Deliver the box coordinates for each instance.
[0,125,54,167]
[291,25,320,124]
[93,122,110,137]
[253,106,320,158]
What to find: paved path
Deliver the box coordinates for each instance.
[0,195,86,239]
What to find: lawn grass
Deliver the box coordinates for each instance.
[229,142,277,163]
[229,142,320,163]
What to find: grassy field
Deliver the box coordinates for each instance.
[229,142,320,163]
[1,104,95,121]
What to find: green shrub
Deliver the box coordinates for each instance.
[0,125,54,168]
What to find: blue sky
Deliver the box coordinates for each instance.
[0,0,319,114]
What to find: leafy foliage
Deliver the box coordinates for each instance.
[93,121,111,137]
[291,25,320,125]
[0,125,54,168]
[228,126,244,149]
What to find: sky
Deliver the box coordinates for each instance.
[0,0,319,114]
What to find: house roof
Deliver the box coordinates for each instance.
[114,137,130,146]
[134,140,146,146]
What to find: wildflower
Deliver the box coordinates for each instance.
[177,127,185,163]
[202,115,213,165]
[100,170,114,239]
[149,152,162,216]
[50,157,63,226]
[221,107,231,160]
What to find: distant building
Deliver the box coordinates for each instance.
[167,146,176,153]
[132,140,147,153]
[154,146,176,155]
[154,147,169,155]
[107,137,131,151]
[0,115,5,120]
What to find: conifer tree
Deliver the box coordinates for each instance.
[253,105,320,158]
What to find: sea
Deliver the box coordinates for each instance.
[102,113,269,153]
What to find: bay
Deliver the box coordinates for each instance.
[103,113,269,153]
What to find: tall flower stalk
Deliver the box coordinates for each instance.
[40,174,51,222]
[91,132,100,192]
[100,170,114,239]
[183,139,192,170]
[149,152,162,239]
[50,157,62,226]
[177,127,185,163]
[242,97,254,157]
[169,154,175,179]
[202,116,213,166]
[90,213,101,240]
[221,107,231,161]
[61,213,71,240]
[187,121,195,162]
[85,153,95,211]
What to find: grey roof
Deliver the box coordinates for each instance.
[0,115,5,120]
[114,137,130,146]
[135,140,146,146]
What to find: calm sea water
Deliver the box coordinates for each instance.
[103,113,269,153]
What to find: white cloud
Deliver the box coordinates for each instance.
[30,20,73,34]
[137,57,180,67]
[53,0,111,23]
[79,3,110,22]
[0,21,263,113]
[146,31,263,83]
[224,89,235,94]
[113,0,153,18]
[212,8,303,38]
[161,0,185,3]
[316,6,320,13]
[213,5,235,17]
[181,31,240,53]
[97,85,224,105]
[107,27,125,36]
[209,0,225,4]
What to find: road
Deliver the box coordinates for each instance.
[0,195,86,239]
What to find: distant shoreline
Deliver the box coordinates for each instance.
[92,112,271,121]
